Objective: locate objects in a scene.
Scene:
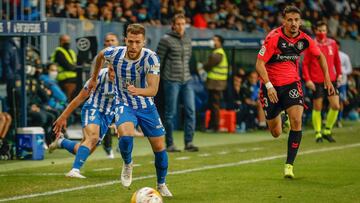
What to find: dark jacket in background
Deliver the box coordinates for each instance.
[157,31,192,82]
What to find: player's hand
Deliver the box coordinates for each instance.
[127,85,141,96]
[324,79,335,96]
[267,87,278,103]
[305,81,316,91]
[52,116,67,138]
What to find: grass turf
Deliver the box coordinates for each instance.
[0,122,359,202]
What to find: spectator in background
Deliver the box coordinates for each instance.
[203,35,228,132]
[145,0,161,25]
[231,68,245,132]
[100,5,113,23]
[63,0,78,18]
[336,40,352,127]
[238,71,266,131]
[0,37,20,121]
[137,6,149,23]
[39,63,68,111]
[302,21,341,143]
[114,6,127,23]
[85,3,99,20]
[26,67,57,146]
[53,0,66,17]
[157,14,198,152]
[46,0,55,17]
[50,34,78,101]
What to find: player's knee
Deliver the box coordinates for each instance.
[289,117,302,129]
[0,114,5,122]
[331,104,341,111]
[5,114,12,123]
[88,135,99,146]
[270,128,281,138]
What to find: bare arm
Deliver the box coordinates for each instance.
[88,50,106,91]
[255,59,271,84]
[127,74,160,97]
[255,58,278,103]
[52,88,90,136]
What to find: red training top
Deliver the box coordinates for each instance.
[302,38,341,83]
[257,26,321,86]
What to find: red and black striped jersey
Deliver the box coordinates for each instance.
[257,26,321,86]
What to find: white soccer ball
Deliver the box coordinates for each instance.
[131,187,163,203]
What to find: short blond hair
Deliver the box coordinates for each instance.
[126,24,145,36]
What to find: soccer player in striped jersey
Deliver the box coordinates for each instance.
[88,24,172,197]
[51,67,118,178]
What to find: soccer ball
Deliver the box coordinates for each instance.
[131,187,163,203]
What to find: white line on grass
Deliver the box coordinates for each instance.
[0,173,64,177]
[1,143,360,202]
[92,168,114,172]
[175,156,191,160]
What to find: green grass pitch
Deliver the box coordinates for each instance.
[0,122,359,202]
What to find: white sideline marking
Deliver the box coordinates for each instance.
[198,153,211,157]
[217,151,229,155]
[0,173,64,177]
[93,168,114,172]
[133,164,142,167]
[1,143,359,202]
[251,147,263,151]
[175,156,190,160]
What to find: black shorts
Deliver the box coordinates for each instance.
[312,82,339,99]
[259,81,304,120]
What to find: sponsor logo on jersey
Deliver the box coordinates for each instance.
[259,45,266,56]
[289,89,300,98]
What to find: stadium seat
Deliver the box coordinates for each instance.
[205,110,236,133]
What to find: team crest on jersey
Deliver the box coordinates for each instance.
[289,89,300,98]
[89,115,96,121]
[296,41,304,50]
[259,45,266,56]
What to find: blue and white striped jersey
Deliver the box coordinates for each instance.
[103,46,160,109]
[83,68,118,115]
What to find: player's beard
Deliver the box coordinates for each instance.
[290,26,298,34]
[127,50,141,60]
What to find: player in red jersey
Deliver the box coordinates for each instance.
[256,6,335,178]
[302,21,342,143]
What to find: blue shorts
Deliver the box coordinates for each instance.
[338,85,347,102]
[81,106,115,145]
[114,104,165,137]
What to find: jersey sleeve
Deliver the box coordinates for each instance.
[333,42,342,77]
[302,49,312,82]
[306,37,321,57]
[257,35,277,63]
[145,52,161,75]
[103,46,117,63]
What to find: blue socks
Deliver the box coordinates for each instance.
[119,136,134,164]
[118,136,168,184]
[60,139,77,155]
[154,150,168,184]
[72,145,91,170]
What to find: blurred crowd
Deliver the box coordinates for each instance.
[41,0,360,39]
